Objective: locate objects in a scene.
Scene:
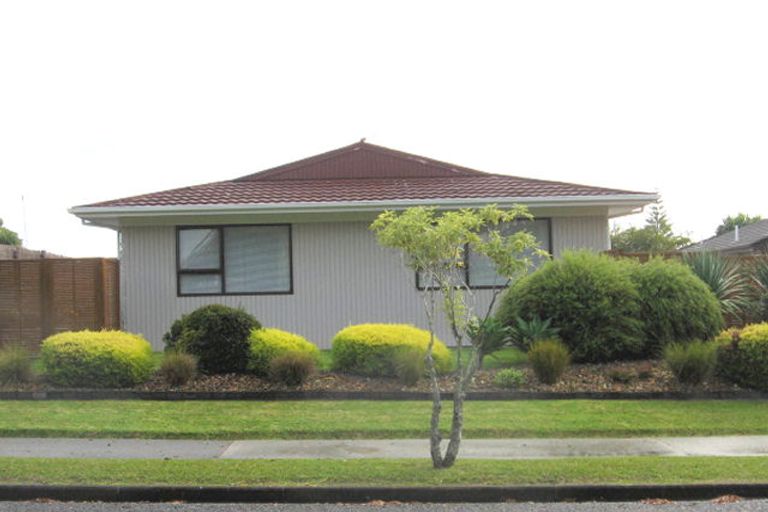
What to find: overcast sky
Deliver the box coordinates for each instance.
[1,1,766,257]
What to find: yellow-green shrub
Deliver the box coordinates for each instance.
[331,323,452,377]
[715,323,768,390]
[41,330,154,388]
[248,328,319,376]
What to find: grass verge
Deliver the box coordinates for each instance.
[0,457,767,486]
[1,400,768,439]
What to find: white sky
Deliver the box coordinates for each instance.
[1,1,766,257]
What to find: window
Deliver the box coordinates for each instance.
[416,218,551,290]
[177,225,292,296]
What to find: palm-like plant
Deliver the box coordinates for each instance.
[750,254,768,321]
[683,252,752,322]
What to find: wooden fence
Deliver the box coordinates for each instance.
[0,258,119,350]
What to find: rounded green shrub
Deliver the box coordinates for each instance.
[0,345,36,386]
[716,323,768,390]
[248,328,319,376]
[493,368,526,389]
[497,251,644,363]
[41,330,153,388]
[331,323,452,377]
[631,258,724,356]
[528,339,570,384]
[163,304,259,375]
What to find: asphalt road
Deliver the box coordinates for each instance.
[0,501,766,511]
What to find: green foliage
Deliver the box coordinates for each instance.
[750,256,768,322]
[509,316,560,351]
[163,305,259,375]
[630,258,724,355]
[608,368,636,384]
[268,353,316,387]
[498,251,644,363]
[466,317,512,364]
[157,352,198,386]
[493,368,526,389]
[248,328,319,376]
[663,341,718,386]
[0,345,35,385]
[716,213,763,236]
[610,201,690,252]
[683,252,752,323]
[41,330,153,388]
[331,323,452,377]
[528,339,570,384]
[716,323,768,390]
[0,218,21,246]
[393,346,426,387]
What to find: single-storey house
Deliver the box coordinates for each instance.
[71,141,656,349]
[683,219,768,255]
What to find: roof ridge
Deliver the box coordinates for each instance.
[235,141,489,181]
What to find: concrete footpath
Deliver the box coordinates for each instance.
[2,436,768,460]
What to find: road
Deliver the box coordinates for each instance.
[0,501,766,511]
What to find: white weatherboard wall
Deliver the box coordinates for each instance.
[120,216,609,349]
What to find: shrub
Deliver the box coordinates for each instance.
[248,328,319,376]
[528,339,570,385]
[268,353,316,387]
[683,252,752,323]
[493,368,526,389]
[393,346,426,387]
[41,330,153,388]
[0,345,35,385]
[163,305,259,374]
[497,251,644,363]
[608,368,636,384]
[716,323,768,390]
[663,341,718,386]
[509,316,560,351]
[331,323,452,377]
[630,258,724,356]
[157,352,198,386]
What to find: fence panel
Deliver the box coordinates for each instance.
[0,258,119,350]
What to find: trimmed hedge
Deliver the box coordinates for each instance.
[497,251,644,363]
[248,328,319,376]
[716,323,768,391]
[163,304,259,375]
[630,258,723,355]
[41,330,153,388]
[331,323,453,377]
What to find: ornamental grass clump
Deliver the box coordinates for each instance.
[0,345,35,386]
[715,323,768,390]
[393,346,426,387]
[268,353,316,387]
[528,339,570,385]
[663,341,718,386]
[248,328,319,376]
[41,330,153,388]
[331,323,452,377]
[157,352,198,386]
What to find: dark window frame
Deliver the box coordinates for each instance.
[415,218,553,290]
[176,224,294,297]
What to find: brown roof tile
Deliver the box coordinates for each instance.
[81,142,651,208]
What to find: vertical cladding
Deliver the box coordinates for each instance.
[120,216,610,350]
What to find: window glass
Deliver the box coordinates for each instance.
[179,273,222,294]
[224,226,291,293]
[467,219,550,287]
[179,228,220,270]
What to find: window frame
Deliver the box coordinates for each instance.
[415,217,553,291]
[175,224,294,297]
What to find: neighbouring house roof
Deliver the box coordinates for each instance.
[683,218,768,254]
[70,141,657,226]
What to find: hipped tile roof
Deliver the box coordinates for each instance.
[82,141,650,208]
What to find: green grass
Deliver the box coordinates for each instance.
[1,400,767,439]
[0,457,767,486]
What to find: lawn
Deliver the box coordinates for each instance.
[0,456,767,486]
[0,400,767,439]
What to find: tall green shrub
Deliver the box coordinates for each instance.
[630,258,724,355]
[163,304,259,374]
[497,251,644,363]
[248,328,319,376]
